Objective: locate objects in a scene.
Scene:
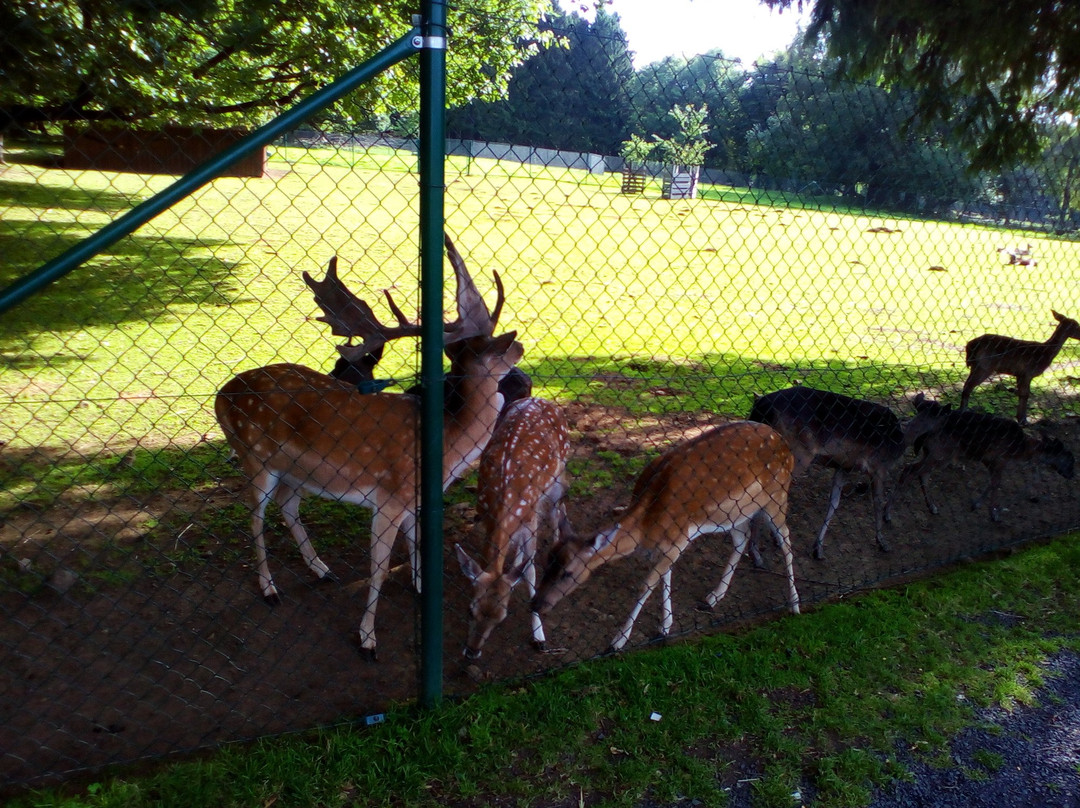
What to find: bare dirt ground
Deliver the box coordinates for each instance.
[2,402,1080,792]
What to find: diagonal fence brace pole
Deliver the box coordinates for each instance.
[0,30,421,317]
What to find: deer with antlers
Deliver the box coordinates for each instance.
[306,254,533,406]
[455,396,571,659]
[216,235,523,660]
[960,310,1080,425]
[533,422,800,653]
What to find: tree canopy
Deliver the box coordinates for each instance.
[765,0,1080,169]
[448,3,634,154]
[0,0,549,132]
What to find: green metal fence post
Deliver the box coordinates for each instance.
[417,0,448,709]
[0,31,421,318]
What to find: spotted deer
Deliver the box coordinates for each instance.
[890,393,1075,521]
[748,386,905,560]
[455,397,570,659]
[532,421,800,653]
[216,235,523,660]
[960,310,1080,424]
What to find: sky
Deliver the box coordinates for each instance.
[559,0,812,67]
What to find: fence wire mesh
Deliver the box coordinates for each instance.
[3,3,1080,791]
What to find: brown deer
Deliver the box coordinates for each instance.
[959,310,1080,424]
[890,393,1075,522]
[216,235,523,660]
[748,386,905,560]
[455,397,570,659]
[532,422,800,653]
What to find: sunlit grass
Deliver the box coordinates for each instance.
[4,141,1080,461]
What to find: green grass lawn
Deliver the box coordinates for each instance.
[4,140,1080,462]
[4,142,1080,806]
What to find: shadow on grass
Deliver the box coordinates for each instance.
[0,219,242,358]
[4,349,1079,583]
[528,351,1080,424]
[0,177,135,214]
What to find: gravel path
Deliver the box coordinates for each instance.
[867,649,1080,808]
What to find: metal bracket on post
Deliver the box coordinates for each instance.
[411,14,446,50]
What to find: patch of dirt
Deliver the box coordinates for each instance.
[2,403,1080,791]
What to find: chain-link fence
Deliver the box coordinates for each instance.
[3,3,1080,791]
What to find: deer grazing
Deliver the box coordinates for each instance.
[216,235,523,660]
[532,421,800,653]
[959,309,1080,425]
[891,393,1074,522]
[998,243,1035,266]
[748,386,905,560]
[455,397,570,659]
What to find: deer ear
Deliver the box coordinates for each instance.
[506,545,530,587]
[455,544,483,583]
[492,331,518,353]
[591,527,618,553]
[1053,309,1064,322]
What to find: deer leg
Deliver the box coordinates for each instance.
[870,468,891,552]
[659,567,674,638]
[766,509,801,615]
[1015,376,1032,425]
[973,463,1006,521]
[523,555,547,651]
[274,484,334,584]
[611,552,678,652]
[701,523,750,610]
[356,507,402,660]
[746,512,766,569]
[400,511,420,593]
[249,471,280,604]
[959,367,991,411]
[813,469,846,559]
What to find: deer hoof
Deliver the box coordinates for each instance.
[695,600,715,614]
[813,545,826,561]
[317,571,339,585]
[353,635,379,662]
[263,592,282,607]
[463,646,482,661]
[531,640,546,653]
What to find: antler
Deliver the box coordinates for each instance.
[303,256,421,363]
[444,234,505,340]
[304,235,507,365]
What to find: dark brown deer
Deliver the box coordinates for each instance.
[891,393,1074,521]
[455,397,570,659]
[216,236,522,660]
[533,422,800,653]
[748,386,905,560]
[959,310,1080,425]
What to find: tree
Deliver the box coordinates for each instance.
[447,3,634,154]
[652,104,713,170]
[746,56,977,212]
[0,0,550,133]
[626,52,752,169]
[763,0,1080,169]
